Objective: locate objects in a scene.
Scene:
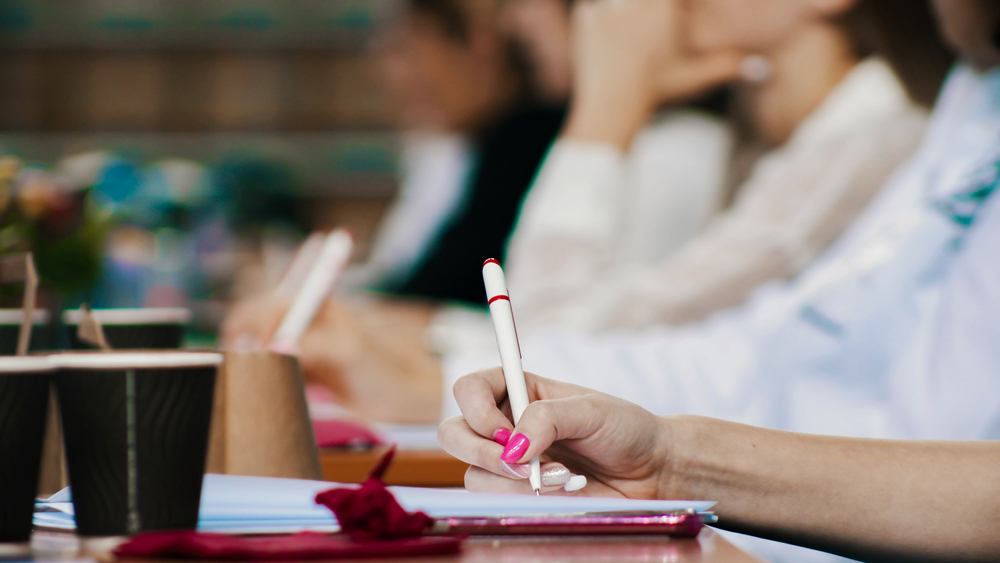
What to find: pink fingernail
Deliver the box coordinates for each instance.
[493,428,512,446]
[501,434,530,463]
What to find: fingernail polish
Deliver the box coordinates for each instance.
[540,466,570,487]
[500,461,531,479]
[563,475,588,492]
[501,433,530,463]
[493,428,512,446]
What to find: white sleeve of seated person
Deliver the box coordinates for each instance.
[578,107,926,330]
[439,305,771,422]
[503,113,729,330]
[502,139,627,324]
[554,60,925,331]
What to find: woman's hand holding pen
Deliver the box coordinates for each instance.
[222,296,444,423]
[296,298,444,423]
[437,367,676,498]
[220,294,292,351]
[565,0,743,150]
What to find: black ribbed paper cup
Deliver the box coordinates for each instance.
[0,310,50,354]
[0,357,53,543]
[50,351,221,537]
[62,308,191,350]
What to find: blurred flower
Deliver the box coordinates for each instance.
[1,163,113,299]
[0,156,22,217]
[0,156,20,183]
[15,170,84,236]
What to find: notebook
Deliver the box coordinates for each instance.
[35,474,715,534]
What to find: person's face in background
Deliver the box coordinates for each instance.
[377,9,508,132]
[500,0,573,102]
[932,0,1000,69]
[681,0,856,55]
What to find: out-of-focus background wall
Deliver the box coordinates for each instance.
[0,0,409,338]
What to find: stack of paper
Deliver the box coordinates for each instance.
[34,474,715,534]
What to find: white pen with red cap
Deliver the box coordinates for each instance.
[482,258,542,495]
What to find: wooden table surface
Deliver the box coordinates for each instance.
[321,447,470,487]
[30,528,766,563]
[26,448,761,561]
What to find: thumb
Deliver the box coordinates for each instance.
[660,50,744,100]
[500,395,605,464]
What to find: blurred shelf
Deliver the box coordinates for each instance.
[0,0,402,50]
[0,49,395,133]
[0,132,400,197]
[320,447,470,488]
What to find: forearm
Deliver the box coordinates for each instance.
[297,299,444,424]
[665,416,1000,561]
[564,92,654,152]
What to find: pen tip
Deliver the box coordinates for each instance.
[534,489,540,496]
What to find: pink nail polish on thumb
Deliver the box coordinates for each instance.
[501,433,530,463]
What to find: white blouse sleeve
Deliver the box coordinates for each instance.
[504,113,731,330]
[502,140,628,323]
[578,108,928,330]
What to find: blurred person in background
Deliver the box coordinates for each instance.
[438,4,1000,562]
[500,0,574,104]
[283,0,948,344]
[344,0,566,304]
[224,0,954,425]
[434,0,1000,444]
[504,0,952,331]
[497,0,735,331]
[225,0,565,348]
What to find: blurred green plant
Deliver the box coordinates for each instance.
[0,157,114,301]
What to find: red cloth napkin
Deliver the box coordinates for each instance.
[312,417,384,448]
[314,447,432,539]
[113,448,460,560]
[113,531,460,560]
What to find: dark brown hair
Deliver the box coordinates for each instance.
[409,0,472,42]
[839,0,955,107]
[406,0,537,103]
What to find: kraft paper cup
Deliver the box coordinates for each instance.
[206,350,322,480]
[0,310,50,354]
[62,308,191,350]
[49,351,222,537]
[0,357,54,545]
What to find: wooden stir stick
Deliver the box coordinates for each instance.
[0,252,38,356]
[77,303,112,350]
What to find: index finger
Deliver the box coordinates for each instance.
[452,367,514,439]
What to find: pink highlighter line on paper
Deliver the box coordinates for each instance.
[482,258,542,495]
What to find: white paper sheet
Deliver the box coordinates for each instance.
[35,474,715,534]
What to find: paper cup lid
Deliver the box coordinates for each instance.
[48,351,223,370]
[0,356,55,373]
[62,308,192,326]
[0,309,49,326]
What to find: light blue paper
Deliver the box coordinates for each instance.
[35,474,715,534]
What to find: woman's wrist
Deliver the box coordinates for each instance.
[656,415,761,503]
[563,89,655,151]
[655,415,705,501]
